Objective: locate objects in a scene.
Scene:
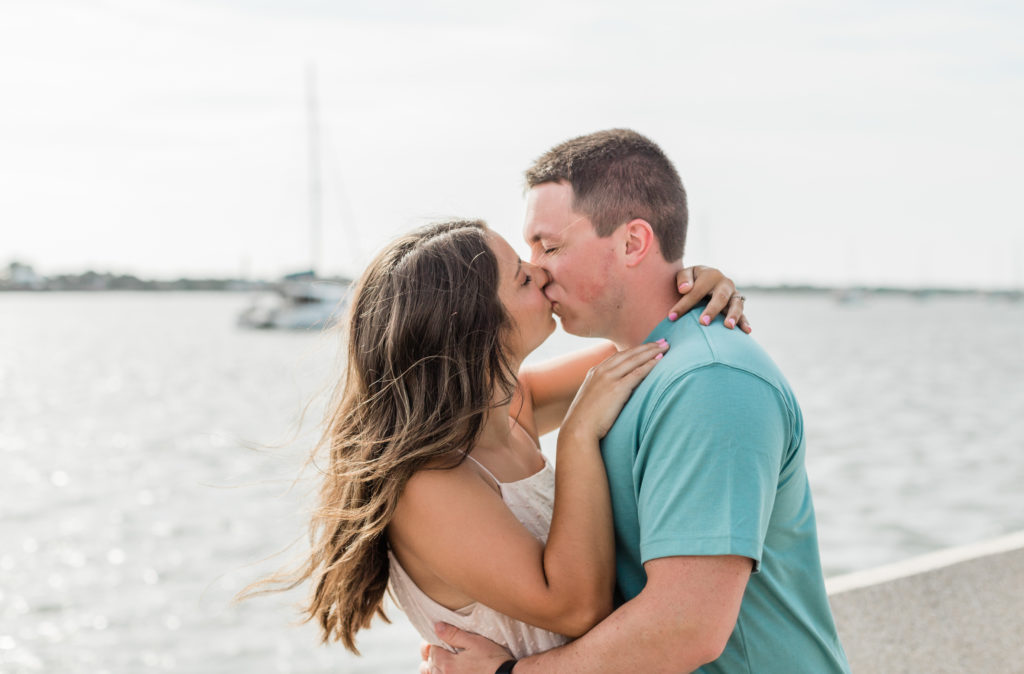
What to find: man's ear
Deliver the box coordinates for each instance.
[622,219,656,267]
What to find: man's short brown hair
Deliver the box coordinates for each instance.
[524,129,688,261]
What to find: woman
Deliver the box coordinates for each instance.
[253,219,748,658]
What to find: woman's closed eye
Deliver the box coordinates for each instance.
[521,274,533,286]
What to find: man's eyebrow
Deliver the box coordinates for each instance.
[528,215,588,245]
[528,226,555,244]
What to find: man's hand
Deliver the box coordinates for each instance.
[421,623,513,674]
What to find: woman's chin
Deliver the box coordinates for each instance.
[521,324,557,359]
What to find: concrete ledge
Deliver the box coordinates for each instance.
[826,531,1024,673]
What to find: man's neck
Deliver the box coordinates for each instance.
[609,265,683,349]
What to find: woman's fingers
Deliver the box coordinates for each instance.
[699,279,736,325]
[721,293,749,331]
[675,266,697,293]
[667,296,694,322]
[623,349,662,382]
[669,265,725,322]
[565,341,670,439]
[598,341,668,379]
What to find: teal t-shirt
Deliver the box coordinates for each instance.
[601,309,849,673]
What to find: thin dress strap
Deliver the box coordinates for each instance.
[463,454,501,489]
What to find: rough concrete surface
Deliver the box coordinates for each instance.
[827,532,1024,673]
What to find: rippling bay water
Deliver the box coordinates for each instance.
[2,291,1022,672]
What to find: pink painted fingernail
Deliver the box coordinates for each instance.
[679,282,691,290]
[668,312,678,321]
[701,315,711,326]
[725,318,735,328]
[655,353,664,360]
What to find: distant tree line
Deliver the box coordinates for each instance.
[1,261,266,292]
[2,260,1018,298]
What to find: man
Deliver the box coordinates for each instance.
[427,129,849,673]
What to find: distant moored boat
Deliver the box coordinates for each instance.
[238,65,354,331]
[237,271,349,330]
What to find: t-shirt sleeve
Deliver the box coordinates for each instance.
[635,364,790,571]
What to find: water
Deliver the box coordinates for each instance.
[2,291,1022,673]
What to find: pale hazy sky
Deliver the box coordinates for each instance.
[2,0,1022,287]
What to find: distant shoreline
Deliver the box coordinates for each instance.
[0,268,353,293]
[1,280,1021,299]
[2,261,1021,297]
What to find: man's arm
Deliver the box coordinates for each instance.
[514,555,751,673]
[429,554,751,674]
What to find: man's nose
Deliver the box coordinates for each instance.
[527,262,549,288]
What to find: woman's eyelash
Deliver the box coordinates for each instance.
[521,274,532,286]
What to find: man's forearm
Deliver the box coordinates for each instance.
[427,556,748,674]
[513,588,718,674]
[512,555,750,674]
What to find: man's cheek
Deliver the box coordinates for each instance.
[575,279,603,303]
[573,251,614,303]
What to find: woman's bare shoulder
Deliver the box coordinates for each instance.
[389,456,503,557]
[395,458,495,517]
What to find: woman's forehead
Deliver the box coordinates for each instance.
[486,230,518,264]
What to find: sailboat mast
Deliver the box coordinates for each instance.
[306,65,322,277]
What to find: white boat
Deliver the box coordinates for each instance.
[237,271,349,330]
[833,287,865,305]
[239,66,353,330]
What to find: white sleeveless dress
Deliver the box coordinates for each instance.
[387,454,570,659]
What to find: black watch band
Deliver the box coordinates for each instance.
[495,659,517,674]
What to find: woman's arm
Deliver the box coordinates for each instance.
[517,341,617,437]
[389,342,669,638]
[518,266,749,437]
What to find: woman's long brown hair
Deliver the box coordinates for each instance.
[243,220,518,653]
